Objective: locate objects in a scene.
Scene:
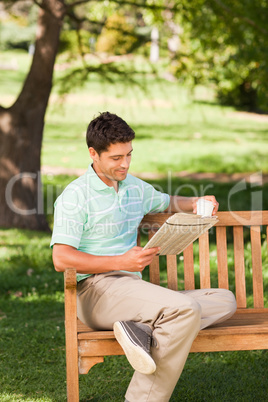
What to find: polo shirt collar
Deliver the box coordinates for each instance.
[86,164,128,191]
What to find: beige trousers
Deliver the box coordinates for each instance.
[77,272,237,402]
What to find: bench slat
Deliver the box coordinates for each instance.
[166,255,178,290]
[183,244,195,290]
[199,232,211,289]
[251,226,264,308]
[216,226,229,289]
[233,226,247,308]
[149,230,160,285]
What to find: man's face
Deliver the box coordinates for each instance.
[89,142,133,186]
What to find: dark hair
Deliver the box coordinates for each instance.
[86,112,135,154]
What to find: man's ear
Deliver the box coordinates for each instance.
[89,147,98,160]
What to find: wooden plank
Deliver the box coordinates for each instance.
[64,268,79,402]
[137,230,141,247]
[148,230,160,285]
[216,226,229,289]
[251,226,264,308]
[78,331,268,355]
[199,232,211,289]
[233,226,247,308]
[79,339,124,356]
[190,333,268,352]
[183,244,195,290]
[140,211,268,229]
[214,211,268,227]
[166,255,178,290]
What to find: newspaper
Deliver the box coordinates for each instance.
[143,213,218,255]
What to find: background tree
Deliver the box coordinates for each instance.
[0,0,65,231]
[0,0,163,231]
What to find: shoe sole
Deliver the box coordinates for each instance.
[113,321,156,375]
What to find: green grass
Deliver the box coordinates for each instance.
[0,213,268,401]
[43,83,268,174]
[1,50,268,174]
[1,179,268,401]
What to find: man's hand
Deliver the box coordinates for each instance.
[192,195,219,216]
[168,195,219,215]
[122,246,160,272]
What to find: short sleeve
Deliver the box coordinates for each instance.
[50,183,87,249]
[142,181,170,215]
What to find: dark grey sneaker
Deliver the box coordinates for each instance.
[113,321,156,375]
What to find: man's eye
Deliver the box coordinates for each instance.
[112,157,120,161]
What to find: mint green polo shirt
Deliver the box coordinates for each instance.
[50,164,170,282]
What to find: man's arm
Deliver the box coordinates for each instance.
[166,195,219,215]
[52,244,160,274]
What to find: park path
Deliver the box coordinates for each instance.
[42,165,268,184]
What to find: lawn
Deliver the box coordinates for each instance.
[0,49,268,401]
[0,216,268,401]
[1,50,268,175]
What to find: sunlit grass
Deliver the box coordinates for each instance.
[1,50,268,174]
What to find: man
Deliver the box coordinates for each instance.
[51,112,236,401]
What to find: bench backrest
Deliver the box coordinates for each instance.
[138,211,268,309]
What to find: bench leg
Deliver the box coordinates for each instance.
[64,268,79,402]
[65,311,79,402]
[66,357,79,402]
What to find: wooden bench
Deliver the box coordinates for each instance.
[64,210,268,401]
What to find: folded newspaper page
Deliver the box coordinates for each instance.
[143,213,218,255]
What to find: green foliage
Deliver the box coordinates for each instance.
[96,13,138,55]
[59,29,92,55]
[2,0,268,112]
[171,0,268,112]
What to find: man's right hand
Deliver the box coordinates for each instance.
[122,246,160,272]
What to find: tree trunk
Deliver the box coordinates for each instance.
[0,1,65,231]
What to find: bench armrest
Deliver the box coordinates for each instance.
[64,267,77,290]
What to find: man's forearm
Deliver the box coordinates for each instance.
[166,195,219,215]
[52,244,160,275]
[166,196,196,213]
[52,244,123,274]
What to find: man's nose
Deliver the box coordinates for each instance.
[120,157,130,168]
